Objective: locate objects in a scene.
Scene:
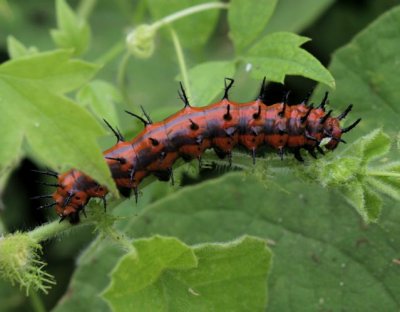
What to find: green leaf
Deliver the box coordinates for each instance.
[244,32,335,88]
[367,162,400,201]
[77,80,122,127]
[102,235,271,312]
[146,0,220,48]
[341,181,369,222]
[303,129,395,221]
[315,156,361,187]
[0,50,116,193]
[0,50,99,94]
[0,118,23,175]
[186,61,236,105]
[228,0,277,52]
[363,186,382,222]
[360,129,391,163]
[341,129,391,165]
[366,176,400,201]
[265,0,334,34]
[6,36,38,59]
[314,5,400,136]
[372,162,400,193]
[50,0,91,56]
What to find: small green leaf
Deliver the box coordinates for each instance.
[361,129,391,163]
[366,176,400,201]
[315,157,360,187]
[102,235,272,312]
[77,80,121,127]
[367,162,400,201]
[342,129,391,164]
[50,0,90,56]
[340,181,382,223]
[363,186,382,222]
[186,61,236,105]
[244,32,335,88]
[340,181,367,221]
[303,129,394,222]
[6,36,38,59]
[228,0,277,52]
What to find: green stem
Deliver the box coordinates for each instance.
[28,218,93,243]
[169,28,192,102]
[95,41,125,65]
[368,171,400,178]
[29,290,46,312]
[117,51,133,107]
[77,0,97,20]
[151,2,229,31]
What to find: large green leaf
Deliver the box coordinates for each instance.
[244,32,335,88]
[102,236,271,311]
[314,5,400,134]
[53,172,400,311]
[0,50,116,193]
[123,173,400,311]
[228,0,277,52]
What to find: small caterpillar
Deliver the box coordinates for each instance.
[33,78,361,223]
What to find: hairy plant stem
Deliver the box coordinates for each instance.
[28,218,93,243]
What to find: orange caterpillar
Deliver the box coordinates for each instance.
[33,79,360,223]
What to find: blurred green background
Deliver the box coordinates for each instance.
[0,0,398,311]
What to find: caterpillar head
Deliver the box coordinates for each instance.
[53,189,90,224]
[324,115,361,150]
[52,170,106,223]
